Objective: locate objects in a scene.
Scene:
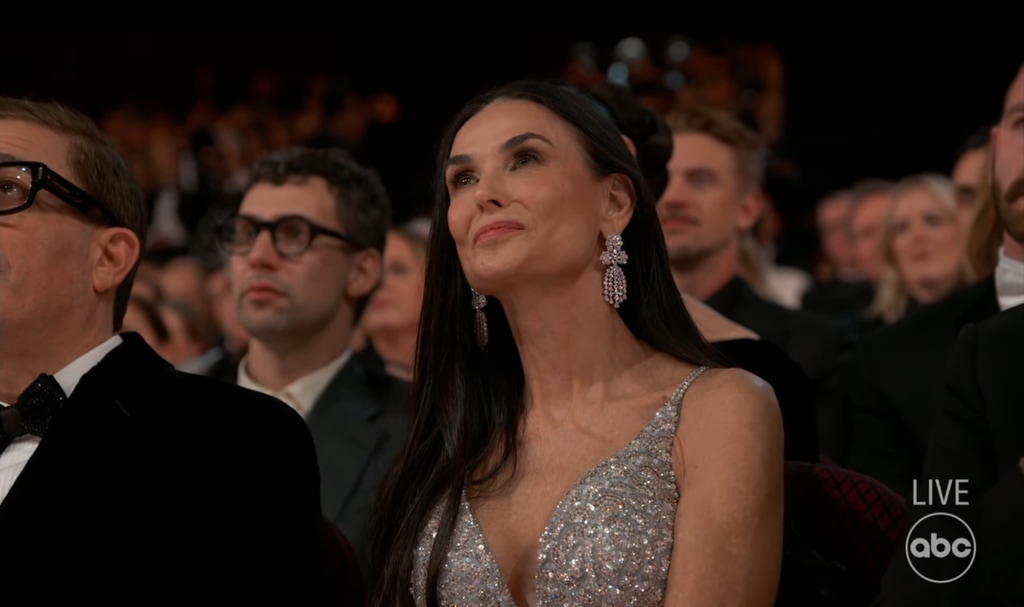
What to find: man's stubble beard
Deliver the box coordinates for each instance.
[238,301,298,344]
[666,236,730,271]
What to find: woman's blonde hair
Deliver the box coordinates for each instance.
[867,174,976,324]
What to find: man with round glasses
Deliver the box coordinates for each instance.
[219,145,407,578]
[0,98,331,597]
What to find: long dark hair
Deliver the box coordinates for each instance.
[370,80,723,606]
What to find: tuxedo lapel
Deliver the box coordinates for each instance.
[0,334,161,534]
[306,357,389,520]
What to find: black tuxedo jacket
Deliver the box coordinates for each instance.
[845,277,1000,498]
[307,346,410,579]
[706,276,856,460]
[873,303,1024,606]
[0,333,331,599]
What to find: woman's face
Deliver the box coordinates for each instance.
[444,99,630,295]
[889,187,964,301]
[362,231,425,337]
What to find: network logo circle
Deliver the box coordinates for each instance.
[904,512,976,583]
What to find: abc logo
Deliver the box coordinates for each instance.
[904,512,976,583]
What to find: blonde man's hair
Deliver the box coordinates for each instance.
[664,105,767,193]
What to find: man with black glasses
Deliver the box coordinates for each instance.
[217,146,408,577]
[0,98,331,597]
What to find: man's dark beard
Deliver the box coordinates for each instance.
[994,176,1024,243]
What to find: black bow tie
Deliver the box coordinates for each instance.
[0,374,67,454]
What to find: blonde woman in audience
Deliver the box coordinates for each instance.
[867,173,974,325]
[357,217,430,381]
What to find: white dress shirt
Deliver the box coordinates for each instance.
[237,349,352,419]
[995,246,1024,312]
[0,334,123,505]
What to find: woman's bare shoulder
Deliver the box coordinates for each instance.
[670,366,784,486]
[674,366,781,441]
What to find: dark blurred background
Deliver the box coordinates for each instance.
[6,31,1021,268]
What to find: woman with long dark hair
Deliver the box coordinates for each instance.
[371,80,784,606]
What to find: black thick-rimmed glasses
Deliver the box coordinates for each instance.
[0,161,118,225]
[215,214,367,257]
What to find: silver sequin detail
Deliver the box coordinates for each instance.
[412,365,710,606]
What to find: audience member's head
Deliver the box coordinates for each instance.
[121,294,170,349]
[0,97,147,400]
[205,265,250,360]
[869,174,973,323]
[155,254,210,322]
[219,146,391,356]
[951,127,990,226]
[848,178,893,285]
[156,299,218,367]
[360,217,430,380]
[990,63,1024,256]
[815,190,861,281]
[658,105,766,298]
[131,277,163,303]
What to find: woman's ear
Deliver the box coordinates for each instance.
[602,174,637,235]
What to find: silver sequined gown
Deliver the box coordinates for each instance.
[411,366,710,606]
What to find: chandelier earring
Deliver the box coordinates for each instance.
[600,232,628,308]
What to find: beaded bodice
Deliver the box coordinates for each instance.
[411,366,709,606]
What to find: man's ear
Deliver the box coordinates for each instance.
[92,228,141,296]
[601,173,637,236]
[345,249,383,300]
[737,189,765,232]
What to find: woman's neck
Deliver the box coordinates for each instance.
[499,278,655,422]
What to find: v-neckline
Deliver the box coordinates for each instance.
[460,366,707,606]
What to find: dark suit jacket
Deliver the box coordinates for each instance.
[873,304,1024,606]
[0,332,332,599]
[307,346,410,579]
[707,276,856,460]
[845,277,1000,498]
[801,277,875,324]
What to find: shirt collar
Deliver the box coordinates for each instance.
[53,335,124,398]
[995,246,1024,311]
[237,349,352,418]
